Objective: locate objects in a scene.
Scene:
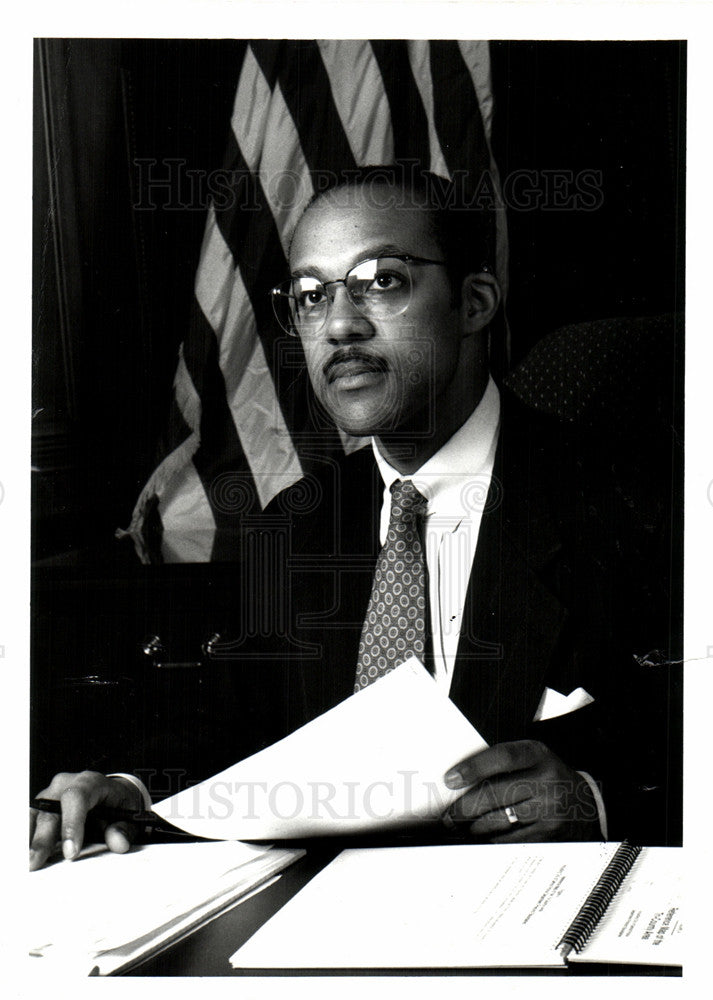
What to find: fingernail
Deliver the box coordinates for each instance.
[106,823,131,852]
[63,839,77,860]
[444,768,465,789]
[442,811,456,831]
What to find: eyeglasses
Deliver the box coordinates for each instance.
[270,254,447,337]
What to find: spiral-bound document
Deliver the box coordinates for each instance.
[230,842,682,969]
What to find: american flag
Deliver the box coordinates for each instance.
[124,40,507,563]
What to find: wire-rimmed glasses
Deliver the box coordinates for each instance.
[270,254,447,337]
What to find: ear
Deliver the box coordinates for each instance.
[460,271,501,335]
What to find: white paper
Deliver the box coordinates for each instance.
[153,657,487,840]
[573,847,683,966]
[28,840,303,975]
[230,842,621,969]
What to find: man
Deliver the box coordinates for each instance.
[30,168,674,870]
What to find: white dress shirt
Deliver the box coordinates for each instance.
[372,376,501,690]
[371,377,596,722]
[370,377,606,835]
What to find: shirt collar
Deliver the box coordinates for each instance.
[371,376,501,524]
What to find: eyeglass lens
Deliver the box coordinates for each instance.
[276,257,414,334]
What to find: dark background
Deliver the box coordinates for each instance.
[33,39,685,561]
[31,40,685,811]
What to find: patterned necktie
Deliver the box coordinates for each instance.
[355,480,429,691]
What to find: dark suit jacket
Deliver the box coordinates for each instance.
[123,388,679,846]
[246,388,680,845]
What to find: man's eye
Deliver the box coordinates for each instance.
[371,272,403,291]
[297,289,326,309]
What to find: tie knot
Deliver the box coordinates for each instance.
[390,479,428,522]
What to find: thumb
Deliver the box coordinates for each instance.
[104,821,137,854]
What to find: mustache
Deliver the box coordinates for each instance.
[322,348,389,381]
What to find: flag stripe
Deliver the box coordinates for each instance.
[200,131,314,527]
[235,66,315,258]
[261,40,357,177]
[194,206,245,339]
[226,335,305,507]
[317,40,394,165]
[456,41,510,302]
[135,348,201,521]
[429,41,491,188]
[457,41,495,139]
[209,130,318,461]
[184,299,250,538]
[164,393,194,448]
[186,44,311,542]
[159,294,240,560]
[406,41,451,179]
[195,207,260,387]
[229,44,275,175]
[209,246,305,500]
[248,39,283,91]
[172,344,202,436]
[429,41,494,253]
[370,41,431,166]
[158,457,217,563]
[430,40,509,364]
[211,133,288,354]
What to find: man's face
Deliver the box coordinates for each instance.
[288,186,468,439]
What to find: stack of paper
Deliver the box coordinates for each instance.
[29,840,304,975]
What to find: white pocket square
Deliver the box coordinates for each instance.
[533,686,595,722]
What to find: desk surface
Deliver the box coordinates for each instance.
[124,846,681,978]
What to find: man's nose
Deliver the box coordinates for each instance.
[323,284,374,344]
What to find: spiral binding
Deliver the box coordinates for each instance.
[557,841,643,956]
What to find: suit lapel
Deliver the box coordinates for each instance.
[287,447,381,722]
[288,401,570,742]
[449,403,568,744]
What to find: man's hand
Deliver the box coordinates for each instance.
[29,771,143,871]
[443,740,602,842]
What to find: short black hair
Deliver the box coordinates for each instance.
[293,163,495,306]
